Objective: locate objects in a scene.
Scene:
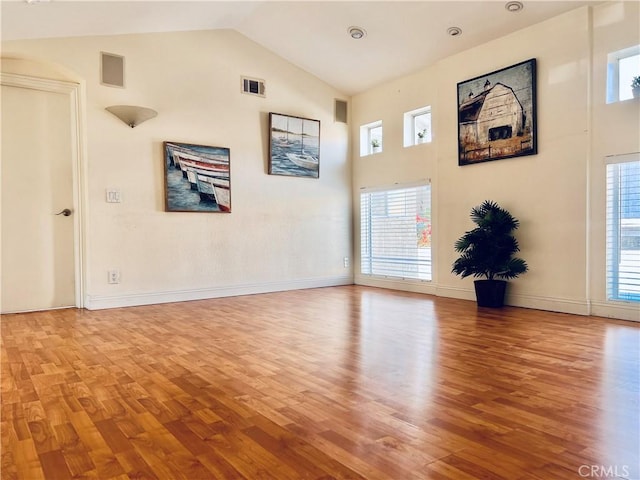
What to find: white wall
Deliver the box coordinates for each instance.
[589,1,640,321]
[352,5,639,321]
[2,29,353,309]
[3,5,638,321]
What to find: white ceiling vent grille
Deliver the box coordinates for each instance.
[101,52,125,88]
[335,99,348,123]
[241,76,265,97]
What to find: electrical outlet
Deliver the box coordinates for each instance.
[108,269,120,284]
[106,188,121,203]
[343,257,350,268]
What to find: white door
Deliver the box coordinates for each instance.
[1,81,76,313]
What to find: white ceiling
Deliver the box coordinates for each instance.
[1,1,595,95]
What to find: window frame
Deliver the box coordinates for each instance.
[605,153,640,303]
[360,120,383,156]
[606,45,640,104]
[403,106,432,147]
[360,181,432,282]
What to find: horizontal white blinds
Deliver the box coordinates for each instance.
[606,159,640,302]
[360,183,431,281]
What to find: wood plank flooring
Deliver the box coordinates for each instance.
[1,286,639,479]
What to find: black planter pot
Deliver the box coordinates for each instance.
[474,280,507,308]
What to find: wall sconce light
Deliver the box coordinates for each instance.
[105,105,158,128]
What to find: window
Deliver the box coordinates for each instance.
[360,182,431,281]
[606,154,640,302]
[606,45,640,103]
[360,121,382,156]
[403,106,432,147]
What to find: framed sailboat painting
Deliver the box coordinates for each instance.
[268,112,320,178]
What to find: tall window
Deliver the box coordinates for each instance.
[360,183,432,281]
[606,154,640,302]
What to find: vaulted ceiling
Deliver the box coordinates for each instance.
[1,1,595,95]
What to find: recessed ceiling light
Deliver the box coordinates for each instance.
[447,27,462,37]
[348,26,367,40]
[505,1,524,12]
[24,0,50,4]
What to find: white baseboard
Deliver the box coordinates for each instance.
[438,286,637,320]
[434,285,476,302]
[355,275,437,295]
[507,293,590,316]
[85,276,638,322]
[590,301,640,322]
[424,285,592,316]
[85,275,353,310]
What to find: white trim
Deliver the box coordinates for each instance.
[360,179,430,194]
[356,280,592,316]
[355,275,437,296]
[0,72,77,93]
[0,305,77,315]
[590,301,640,323]
[84,276,638,321]
[506,293,590,316]
[0,73,86,309]
[434,285,591,316]
[604,151,640,165]
[434,284,476,302]
[84,276,354,310]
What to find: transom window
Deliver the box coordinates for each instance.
[606,45,640,103]
[403,106,432,147]
[360,121,383,156]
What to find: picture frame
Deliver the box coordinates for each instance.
[457,58,537,166]
[164,141,231,212]
[268,112,320,178]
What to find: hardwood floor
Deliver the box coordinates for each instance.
[1,286,639,479]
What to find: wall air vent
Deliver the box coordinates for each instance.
[101,52,125,88]
[241,76,265,97]
[335,99,348,123]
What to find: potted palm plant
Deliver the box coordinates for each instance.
[452,200,528,307]
[632,76,640,99]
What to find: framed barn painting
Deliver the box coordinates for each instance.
[457,58,537,166]
[164,141,231,212]
[268,112,320,178]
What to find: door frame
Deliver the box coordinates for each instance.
[1,72,86,310]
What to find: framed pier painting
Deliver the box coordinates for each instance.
[268,112,320,178]
[457,58,537,166]
[164,141,231,213]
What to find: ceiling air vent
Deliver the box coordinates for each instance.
[241,76,265,97]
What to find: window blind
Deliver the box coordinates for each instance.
[360,183,431,281]
[606,156,640,302]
